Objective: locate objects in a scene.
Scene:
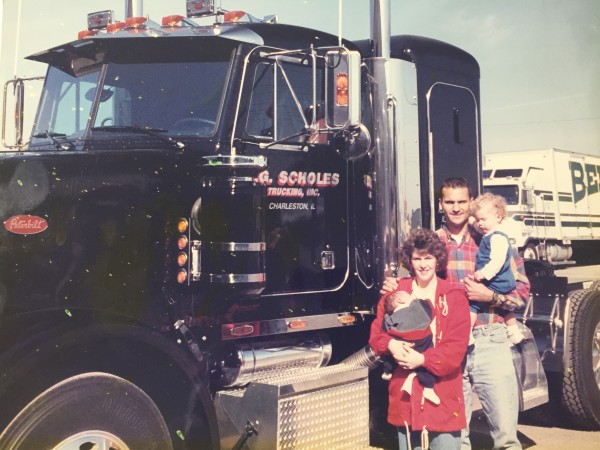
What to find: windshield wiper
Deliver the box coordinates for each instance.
[91,125,185,150]
[32,130,75,150]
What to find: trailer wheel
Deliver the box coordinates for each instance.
[562,289,600,430]
[522,243,538,260]
[0,372,174,450]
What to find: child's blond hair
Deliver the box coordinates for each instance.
[470,192,507,219]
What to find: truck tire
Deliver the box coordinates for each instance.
[522,243,538,260]
[0,372,173,450]
[562,289,600,430]
[588,280,600,291]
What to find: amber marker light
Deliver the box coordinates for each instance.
[336,73,349,106]
[177,252,188,267]
[224,10,246,22]
[288,320,307,330]
[107,21,126,32]
[177,218,189,233]
[78,29,97,40]
[337,314,356,325]
[177,269,188,284]
[125,16,148,27]
[177,235,188,250]
[162,15,185,26]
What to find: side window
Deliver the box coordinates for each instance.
[246,60,323,142]
[34,69,100,138]
[53,80,98,137]
[247,63,274,138]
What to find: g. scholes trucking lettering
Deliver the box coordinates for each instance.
[277,171,340,187]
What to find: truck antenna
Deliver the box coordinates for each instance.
[13,0,23,78]
[338,0,343,47]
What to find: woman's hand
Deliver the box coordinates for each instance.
[379,277,399,295]
[388,340,424,370]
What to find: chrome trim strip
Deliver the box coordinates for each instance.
[208,241,266,252]
[205,273,266,284]
[221,312,360,340]
[203,154,267,167]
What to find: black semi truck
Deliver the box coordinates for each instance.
[0,1,598,448]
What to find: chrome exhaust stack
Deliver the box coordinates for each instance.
[125,0,143,18]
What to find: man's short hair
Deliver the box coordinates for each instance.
[439,177,473,199]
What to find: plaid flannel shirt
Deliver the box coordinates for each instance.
[436,226,529,326]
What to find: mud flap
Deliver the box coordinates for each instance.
[215,365,372,449]
[471,322,548,413]
[512,321,549,410]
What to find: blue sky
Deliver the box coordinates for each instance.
[1,0,598,155]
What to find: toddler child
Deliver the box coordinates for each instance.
[470,192,523,344]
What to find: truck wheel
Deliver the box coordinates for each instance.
[522,243,538,260]
[0,372,174,450]
[562,289,600,430]
[588,280,600,291]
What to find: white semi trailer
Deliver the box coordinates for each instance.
[483,148,600,264]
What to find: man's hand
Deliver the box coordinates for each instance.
[464,274,494,302]
[380,277,399,295]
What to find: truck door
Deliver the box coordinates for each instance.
[242,53,349,295]
[426,83,480,229]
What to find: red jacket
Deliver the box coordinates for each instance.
[369,276,470,431]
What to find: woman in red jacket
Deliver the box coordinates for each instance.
[369,228,471,450]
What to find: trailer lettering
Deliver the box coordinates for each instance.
[586,163,599,196]
[570,161,600,203]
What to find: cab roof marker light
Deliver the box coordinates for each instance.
[78,29,98,40]
[125,16,148,28]
[223,10,264,23]
[223,11,247,22]
[107,21,127,32]
[162,15,185,27]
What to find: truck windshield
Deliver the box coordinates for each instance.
[31,57,232,146]
[483,185,520,205]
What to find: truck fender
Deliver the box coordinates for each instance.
[0,318,219,449]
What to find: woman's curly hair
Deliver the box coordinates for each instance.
[400,228,448,276]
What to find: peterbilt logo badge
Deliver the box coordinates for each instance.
[3,215,48,235]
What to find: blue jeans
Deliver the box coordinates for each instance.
[461,323,521,449]
[398,427,460,450]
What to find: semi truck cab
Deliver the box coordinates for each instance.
[2,1,596,449]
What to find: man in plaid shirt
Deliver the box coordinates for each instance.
[383,177,529,449]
